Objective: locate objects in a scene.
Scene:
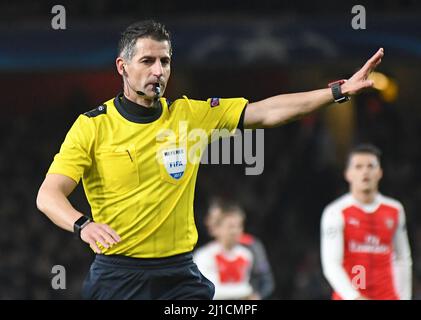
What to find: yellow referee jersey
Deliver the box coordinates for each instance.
[47,93,248,258]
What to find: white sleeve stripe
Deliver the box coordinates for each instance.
[321,200,361,300]
[392,206,413,299]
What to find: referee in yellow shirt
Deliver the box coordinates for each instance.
[36,20,384,299]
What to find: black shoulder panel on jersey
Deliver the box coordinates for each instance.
[83,104,107,118]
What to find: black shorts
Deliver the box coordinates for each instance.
[81,252,215,300]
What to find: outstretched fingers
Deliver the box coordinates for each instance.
[361,48,384,75]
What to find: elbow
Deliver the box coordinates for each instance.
[36,186,47,214]
[260,117,287,129]
[261,112,302,128]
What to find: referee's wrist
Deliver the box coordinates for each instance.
[340,82,351,96]
[328,79,350,103]
[73,215,92,239]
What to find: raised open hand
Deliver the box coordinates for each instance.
[342,48,384,96]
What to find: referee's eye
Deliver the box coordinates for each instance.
[140,58,154,65]
[161,58,170,66]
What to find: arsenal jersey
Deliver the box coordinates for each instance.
[321,193,412,300]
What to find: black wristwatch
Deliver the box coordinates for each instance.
[328,79,350,103]
[73,216,91,239]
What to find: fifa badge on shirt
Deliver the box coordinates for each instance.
[162,147,187,180]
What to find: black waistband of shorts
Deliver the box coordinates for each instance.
[94,252,193,269]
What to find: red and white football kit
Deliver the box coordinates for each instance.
[194,241,254,299]
[321,193,412,300]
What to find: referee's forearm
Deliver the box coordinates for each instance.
[247,88,334,128]
[273,88,333,123]
[36,187,83,232]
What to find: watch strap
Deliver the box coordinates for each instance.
[328,79,350,103]
[73,216,91,239]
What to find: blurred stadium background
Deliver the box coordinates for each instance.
[1,0,421,299]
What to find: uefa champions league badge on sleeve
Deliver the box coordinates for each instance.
[162,147,187,180]
[210,98,220,107]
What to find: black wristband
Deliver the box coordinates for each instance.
[328,79,350,104]
[73,216,91,239]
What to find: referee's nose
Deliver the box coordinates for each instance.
[151,59,164,79]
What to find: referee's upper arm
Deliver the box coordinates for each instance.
[43,173,78,196]
[37,173,78,214]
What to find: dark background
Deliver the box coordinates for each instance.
[1,0,421,299]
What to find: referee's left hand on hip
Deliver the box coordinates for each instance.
[341,47,384,96]
[80,222,121,254]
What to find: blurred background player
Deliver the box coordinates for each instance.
[204,198,275,299]
[321,144,412,300]
[194,203,256,299]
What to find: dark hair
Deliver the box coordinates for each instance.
[346,143,382,167]
[118,20,172,61]
[208,197,246,221]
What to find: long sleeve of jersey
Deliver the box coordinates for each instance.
[249,239,275,299]
[321,206,361,300]
[392,206,412,300]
